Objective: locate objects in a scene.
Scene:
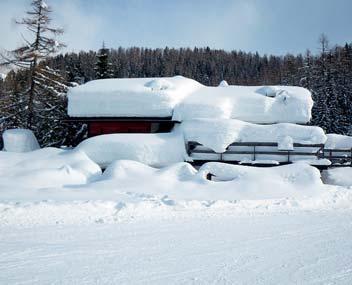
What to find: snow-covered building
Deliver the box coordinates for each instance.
[67,76,201,136]
[67,75,347,168]
[67,75,314,136]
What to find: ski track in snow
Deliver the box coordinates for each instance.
[1,211,352,284]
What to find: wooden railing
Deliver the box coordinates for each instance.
[187,141,352,167]
[323,148,352,166]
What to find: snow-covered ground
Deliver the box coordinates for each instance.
[1,146,352,284]
[2,211,352,284]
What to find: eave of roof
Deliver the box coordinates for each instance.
[63,116,179,123]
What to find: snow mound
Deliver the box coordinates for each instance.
[102,160,197,182]
[278,135,294,150]
[158,162,197,180]
[144,78,173,90]
[0,148,101,189]
[181,119,326,153]
[67,76,202,117]
[219,80,229,87]
[96,161,324,201]
[256,86,281,97]
[102,160,156,180]
[323,168,352,187]
[173,85,313,123]
[325,134,352,149]
[77,129,188,168]
[2,129,40,152]
[196,162,323,198]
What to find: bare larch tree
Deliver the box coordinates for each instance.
[0,0,66,129]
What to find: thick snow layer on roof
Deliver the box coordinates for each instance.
[181,119,326,153]
[325,134,352,149]
[2,129,40,152]
[67,76,202,117]
[67,76,312,123]
[173,85,313,123]
[76,129,188,168]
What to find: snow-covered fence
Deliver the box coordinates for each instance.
[186,141,344,167]
[323,148,352,166]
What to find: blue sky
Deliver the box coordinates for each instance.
[0,0,351,55]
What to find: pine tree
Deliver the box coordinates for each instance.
[95,42,113,79]
[311,34,330,131]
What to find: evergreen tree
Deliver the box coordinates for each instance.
[95,42,113,79]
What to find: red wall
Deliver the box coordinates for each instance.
[88,121,152,137]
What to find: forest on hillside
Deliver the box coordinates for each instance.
[1,39,352,146]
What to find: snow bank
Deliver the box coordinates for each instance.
[323,168,352,187]
[76,130,188,168]
[102,160,197,182]
[2,129,40,152]
[67,76,202,117]
[325,134,352,149]
[198,162,322,192]
[94,160,324,201]
[173,85,313,123]
[0,148,101,189]
[102,160,157,180]
[181,119,326,153]
[1,148,349,226]
[101,160,323,200]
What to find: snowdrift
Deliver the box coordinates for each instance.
[0,145,326,202]
[67,76,202,117]
[89,160,324,201]
[181,119,326,153]
[76,130,188,168]
[0,148,101,189]
[3,147,352,226]
[323,168,352,187]
[173,85,313,123]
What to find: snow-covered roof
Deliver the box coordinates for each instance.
[68,76,313,124]
[67,76,202,118]
[172,85,313,124]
